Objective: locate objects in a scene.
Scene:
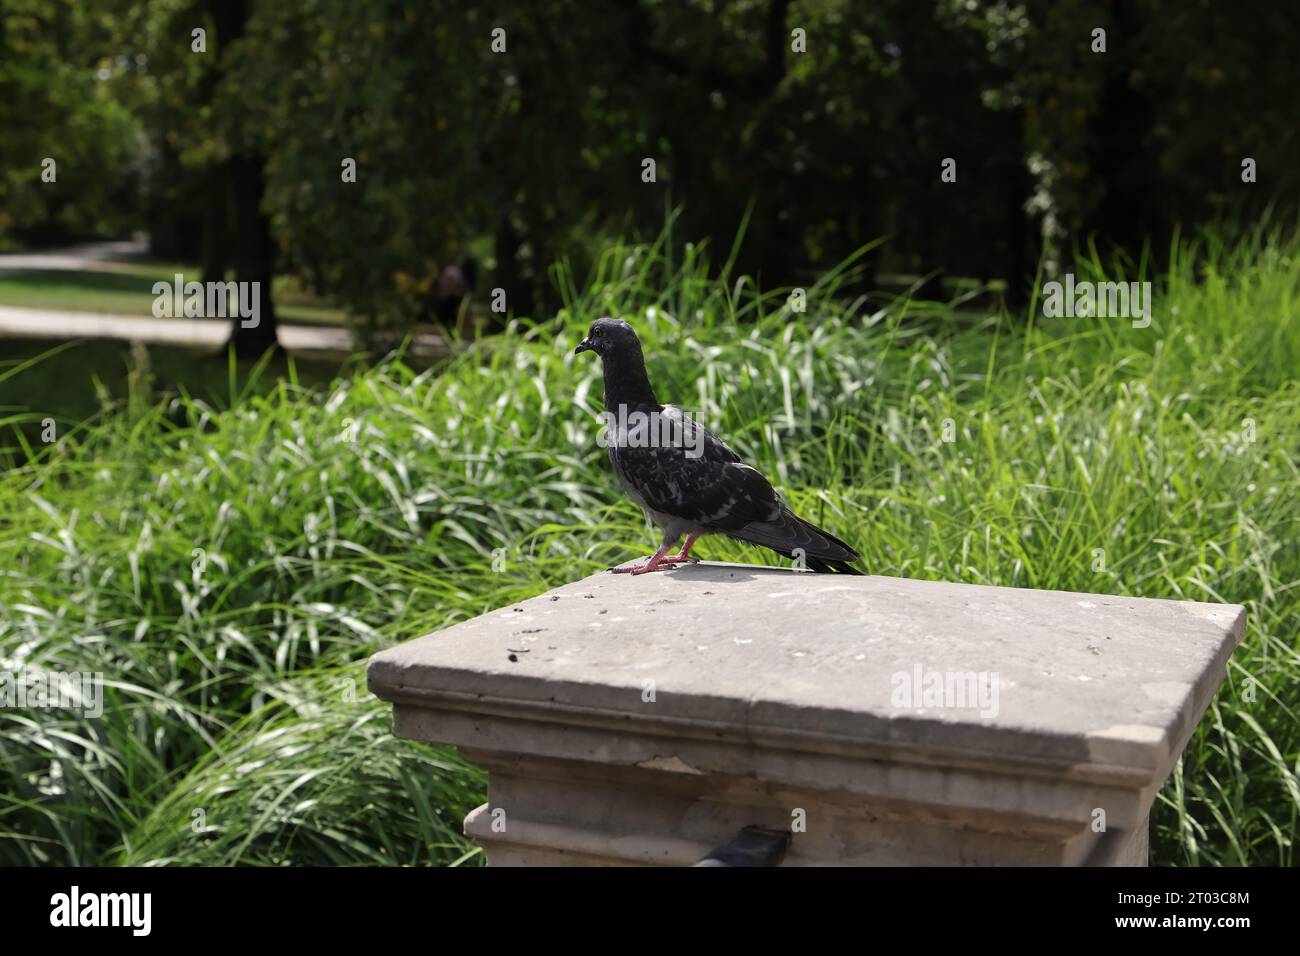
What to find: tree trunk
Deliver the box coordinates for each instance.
[224,152,280,357]
[203,0,279,357]
[491,216,527,332]
[200,162,229,284]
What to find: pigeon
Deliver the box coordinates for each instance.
[574,317,862,575]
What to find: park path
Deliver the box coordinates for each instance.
[0,241,445,355]
[0,239,149,273]
[0,304,363,353]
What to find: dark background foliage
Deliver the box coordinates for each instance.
[2,0,1296,324]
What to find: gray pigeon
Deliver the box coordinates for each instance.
[574,317,862,575]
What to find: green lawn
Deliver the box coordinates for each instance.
[0,259,348,325]
[0,226,1296,866]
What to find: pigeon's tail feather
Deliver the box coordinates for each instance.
[805,555,865,575]
[728,509,862,574]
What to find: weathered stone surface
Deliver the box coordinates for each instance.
[368,563,1244,866]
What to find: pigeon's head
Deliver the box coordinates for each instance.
[574,317,639,359]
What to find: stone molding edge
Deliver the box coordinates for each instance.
[370,669,1170,787]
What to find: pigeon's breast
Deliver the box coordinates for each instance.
[609,444,677,531]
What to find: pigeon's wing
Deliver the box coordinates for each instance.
[610,407,862,570]
[610,407,781,531]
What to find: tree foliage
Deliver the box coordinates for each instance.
[3,0,1296,323]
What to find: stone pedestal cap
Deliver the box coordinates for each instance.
[368,564,1244,865]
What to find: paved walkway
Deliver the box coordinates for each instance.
[0,239,149,273]
[0,242,445,355]
[0,304,366,353]
[0,305,447,355]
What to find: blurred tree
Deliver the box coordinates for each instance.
[0,1,140,245]
[2,0,1296,333]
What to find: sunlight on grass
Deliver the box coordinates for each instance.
[0,223,1296,866]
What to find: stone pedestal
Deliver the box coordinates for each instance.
[367,564,1244,866]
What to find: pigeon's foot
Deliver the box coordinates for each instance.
[629,563,674,576]
[611,556,659,574]
[611,545,698,575]
[611,538,702,575]
[611,557,680,575]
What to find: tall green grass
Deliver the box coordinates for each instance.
[1,223,1296,866]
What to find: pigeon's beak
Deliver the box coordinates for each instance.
[574,339,592,355]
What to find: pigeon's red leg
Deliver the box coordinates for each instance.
[611,545,671,574]
[626,545,677,576]
[659,533,701,565]
[613,535,701,574]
